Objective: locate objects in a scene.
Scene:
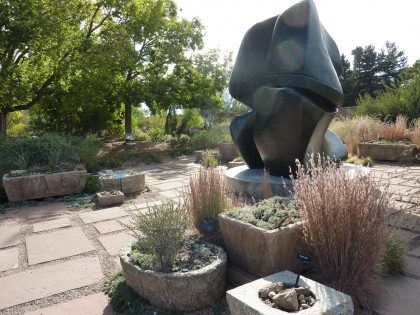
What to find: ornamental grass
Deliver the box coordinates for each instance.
[292,155,392,311]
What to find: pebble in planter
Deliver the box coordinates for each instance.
[227,270,354,315]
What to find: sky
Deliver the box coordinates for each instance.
[175,0,420,66]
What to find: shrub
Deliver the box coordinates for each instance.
[190,130,218,150]
[148,128,165,142]
[77,134,102,172]
[178,134,190,147]
[346,155,374,166]
[202,154,219,167]
[183,166,230,231]
[292,155,392,311]
[132,200,188,272]
[133,129,150,141]
[83,175,100,194]
[0,184,7,204]
[377,236,407,278]
[356,68,420,121]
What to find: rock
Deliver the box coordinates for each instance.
[259,282,284,298]
[295,286,311,296]
[272,288,299,312]
[268,291,276,299]
[298,294,305,302]
[300,303,310,310]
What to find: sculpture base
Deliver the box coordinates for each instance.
[225,165,292,200]
[225,163,370,200]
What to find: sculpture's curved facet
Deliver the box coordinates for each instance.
[229,0,347,177]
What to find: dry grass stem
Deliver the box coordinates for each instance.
[261,168,272,200]
[379,115,407,142]
[292,155,392,311]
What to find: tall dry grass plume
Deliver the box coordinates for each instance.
[410,119,420,146]
[261,168,272,200]
[292,155,392,311]
[379,115,407,142]
[183,166,242,231]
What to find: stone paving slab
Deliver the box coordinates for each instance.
[98,232,135,256]
[0,257,103,310]
[153,180,186,191]
[93,220,125,234]
[0,247,19,272]
[32,217,72,233]
[78,207,129,224]
[409,246,420,257]
[0,225,21,249]
[406,256,420,278]
[375,276,420,315]
[26,227,95,265]
[392,228,419,244]
[24,293,116,315]
[118,217,135,228]
[26,203,68,220]
[159,189,182,198]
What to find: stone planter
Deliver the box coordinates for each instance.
[99,173,145,194]
[218,213,303,278]
[217,142,238,161]
[194,150,205,162]
[119,242,227,311]
[359,142,417,161]
[2,170,87,202]
[227,270,354,315]
[96,191,124,207]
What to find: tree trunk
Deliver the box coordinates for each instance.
[0,112,7,137]
[124,102,132,136]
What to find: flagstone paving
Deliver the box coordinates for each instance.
[93,220,125,234]
[0,247,19,272]
[98,232,136,256]
[26,227,95,265]
[23,293,117,315]
[0,257,103,310]
[78,206,129,224]
[32,217,72,233]
[0,157,418,314]
[0,225,21,248]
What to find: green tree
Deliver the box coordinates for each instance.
[0,0,110,136]
[339,54,359,106]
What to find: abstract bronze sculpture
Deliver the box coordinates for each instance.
[229,0,347,177]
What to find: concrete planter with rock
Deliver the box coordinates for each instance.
[119,242,227,311]
[2,170,87,202]
[99,173,145,194]
[218,213,303,278]
[227,270,354,315]
[359,142,417,162]
[217,142,238,161]
[96,191,124,207]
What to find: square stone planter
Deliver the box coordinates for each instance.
[96,191,124,207]
[227,270,354,315]
[359,143,416,161]
[2,170,87,202]
[218,213,303,278]
[99,173,145,194]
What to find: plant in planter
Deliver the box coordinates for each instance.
[119,199,227,312]
[219,196,303,278]
[1,135,89,202]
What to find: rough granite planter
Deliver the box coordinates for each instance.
[359,142,416,161]
[99,173,145,194]
[119,242,227,311]
[2,170,87,202]
[96,191,124,207]
[227,270,354,315]
[217,142,238,161]
[219,213,303,277]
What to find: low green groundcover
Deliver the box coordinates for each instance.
[226,196,300,230]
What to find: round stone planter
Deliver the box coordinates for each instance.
[119,242,227,311]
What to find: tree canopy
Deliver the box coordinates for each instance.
[340,41,408,107]
[0,0,232,137]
